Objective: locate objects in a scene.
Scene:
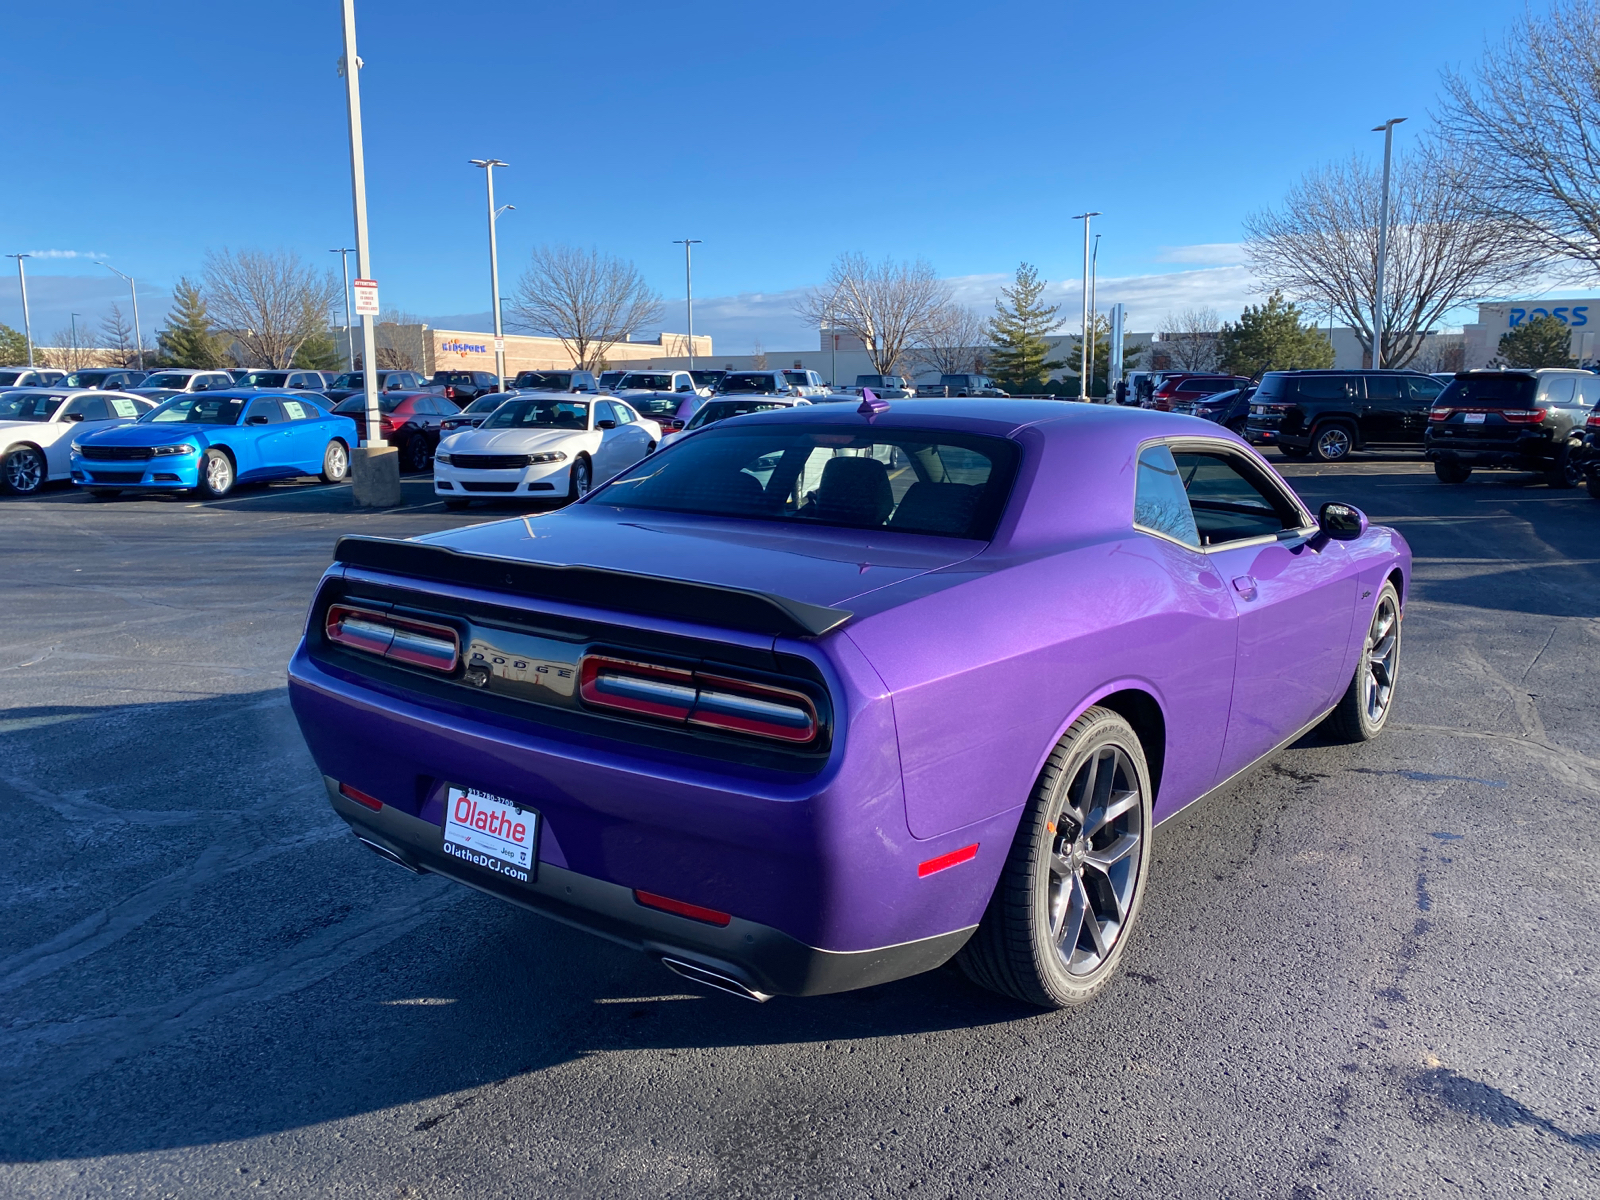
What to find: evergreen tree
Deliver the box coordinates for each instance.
[157,276,227,367]
[1497,314,1575,368]
[1215,290,1334,377]
[293,327,341,370]
[986,263,1062,391]
[1061,313,1142,396]
[0,323,28,364]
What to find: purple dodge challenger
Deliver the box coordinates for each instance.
[288,400,1409,1008]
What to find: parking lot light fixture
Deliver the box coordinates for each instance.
[95,262,143,370]
[673,239,701,370]
[1371,117,1406,369]
[470,158,510,389]
[1072,213,1101,402]
[6,254,33,365]
[330,248,355,370]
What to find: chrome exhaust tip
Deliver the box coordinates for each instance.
[660,956,772,1003]
[355,836,428,875]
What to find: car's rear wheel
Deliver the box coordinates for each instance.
[1310,422,1355,462]
[402,435,429,473]
[2,445,45,495]
[198,448,234,499]
[1324,582,1401,742]
[958,706,1153,1009]
[1544,442,1583,488]
[1434,459,1472,484]
[566,455,592,503]
[321,439,349,483]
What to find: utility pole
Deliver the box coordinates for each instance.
[330,248,355,369]
[1371,117,1406,370]
[95,262,143,369]
[1072,212,1100,402]
[470,159,511,388]
[340,0,400,505]
[1087,233,1101,400]
[6,254,33,365]
[672,239,701,370]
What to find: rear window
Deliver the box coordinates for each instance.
[1255,374,1287,399]
[685,400,788,429]
[1436,375,1537,408]
[594,425,1019,540]
[619,373,674,390]
[718,373,783,394]
[513,372,573,390]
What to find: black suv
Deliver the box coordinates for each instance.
[430,370,502,404]
[1245,369,1445,461]
[1424,369,1598,487]
[509,370,598,394]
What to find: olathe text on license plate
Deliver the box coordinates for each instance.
[443,786,537,883]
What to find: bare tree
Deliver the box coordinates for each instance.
[38,322,99,371]
[911,305,990,375]
[1245,153,1529,368]
[202,248,341,367]
[1411,336,1466,374]
[508,245,662,371]
[796,253,951,376]
[1160,306,1221,371]
[1438,1,1600,280]
[374,309,429,372]
[751,339,768,369]
[100,304,136,367]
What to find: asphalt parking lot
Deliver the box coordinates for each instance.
[1,458,1597,1199]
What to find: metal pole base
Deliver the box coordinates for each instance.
[349,445,403,508]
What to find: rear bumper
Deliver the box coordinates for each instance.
[1424,432,1554,468]
[328,779,973,998]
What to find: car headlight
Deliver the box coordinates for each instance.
[151,443,197,456]
[70,441,82,454]
[528,451,568,464]
[435,453,451,465]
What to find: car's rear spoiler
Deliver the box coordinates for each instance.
[332,535,853,640]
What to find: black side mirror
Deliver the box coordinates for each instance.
[67,412,86,422]
[1319,501,1367,540]
[247,414,270,426]
[597,419,617,430]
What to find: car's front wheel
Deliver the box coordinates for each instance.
[321,439,349,483]
[198,448,234,499]
[958,706,1153,1009]
[2,444,45,495]
[402,435,429,473]
[566,455,592,503]
[1544,442,1583,489]
[1434,459,1472,484]
[1324,581,1401,742]
[1310,422,1355,462]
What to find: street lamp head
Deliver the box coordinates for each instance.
[1371,117,1408,132]
[469,158,508,168]
[1072,211,1102,220]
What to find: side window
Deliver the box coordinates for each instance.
[614,404,634,424]
[1296,376,1351,400]
[1133,444,1200,548]
[109,396,142,418]
[595,401,617,425]
[1365,375,1403,402]
[281,400,310,420]
[247,399,285,424]
[1170,450,1303,546]
[1540,375,1577,404]
[63,395,112,421]
[1407,377,1443,403]
[1577,375,1600,406]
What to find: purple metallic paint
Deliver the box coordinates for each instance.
[286,401,1411,989]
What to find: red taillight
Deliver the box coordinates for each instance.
[1501,408,1548,423]
[338,782,384,811]
[1587,412,1600,429]
[1429,408,1452,421]
[325,604,460,673]
[633,889,732,926]
[579,654,819,744]
[444,386,457,400]
[918,843,979,877]
[379,416,396,433]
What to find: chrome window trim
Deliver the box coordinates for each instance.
[1133,434,1318,552]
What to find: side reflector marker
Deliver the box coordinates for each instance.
[339,782,384,812]
[633,889,732,927]
[918,843,979,877]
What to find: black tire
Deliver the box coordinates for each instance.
[443,497,471,511]
[1434,459,1472,484]
[2,444,46,495]
[197,448,234,499]
[1587,472,1600,501]
[957,706,1153,1009]
[1543,442,1583,489]
[1310,422,1356,463]
[1278,445,1311,459]
[402,435,429,473]
[1226,418,1246,435]
[321,439,350,483]
[88,489,122,500]
[1323,582,1401,743]
[566,455,592,503]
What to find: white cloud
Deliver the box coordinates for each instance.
[1152,243,1247,266]
[25,249,109,260]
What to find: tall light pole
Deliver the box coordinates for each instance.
[469,159,511,388]
[6,254,33,365]
[340,0,381,452]
[1087,233,1101,400]
[1072,212,1101,401]
[95,262,143,369]
[672,239,701,370]
[1371,117,1406,370]
[330,248,355,369]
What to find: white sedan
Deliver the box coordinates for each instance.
[1,390,154,496]
[433,395,660,510]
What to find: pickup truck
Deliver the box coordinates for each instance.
[937,373,1008,397]
[846,373,915,398]
[429,370,502,405]
[613,370,705,432]
[781,368,831,398]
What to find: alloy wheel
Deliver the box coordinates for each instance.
[327,442,347,479]
[206,454,232,493]
[1047,744,1145,976]
[1363,593,1399,725]
[5,447,44,494]
[574,460,591,497]
[1315,426,1352,461]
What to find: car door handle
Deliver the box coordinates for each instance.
[1232,575,1259,600]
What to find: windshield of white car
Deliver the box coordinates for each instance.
[596,425,1018,540]
[631,397,681,417]
[0,392,63,421]
[483,399,590,429]
[142,373,197,389]
[145,396,245,425]
[512,372,573,391]
[618,373,673,391]
[685,400,787,429]
[237,371,290,387]
[717,373,783,394]
[333,395,401,415]
[690,371,724,389]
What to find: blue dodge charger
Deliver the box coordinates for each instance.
[71,391,359,499]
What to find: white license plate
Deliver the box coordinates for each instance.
[1464,412,1487,424]
[442,785,537,884]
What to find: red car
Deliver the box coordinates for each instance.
[332,391,461,472]
[1149,373,1255,413]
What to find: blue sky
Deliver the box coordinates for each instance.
[0,0,1545,353]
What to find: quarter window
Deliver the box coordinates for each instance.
[1134,445,1200,548]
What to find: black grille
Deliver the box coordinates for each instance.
[89,470,147,483]
[80,445,153,461]
[451,454,529,470]
[460,481,518,493]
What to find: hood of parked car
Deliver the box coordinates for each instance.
[75,422,224,446]
[0,418,80,445]
[441,426,592,454]
[408,504,987,612]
